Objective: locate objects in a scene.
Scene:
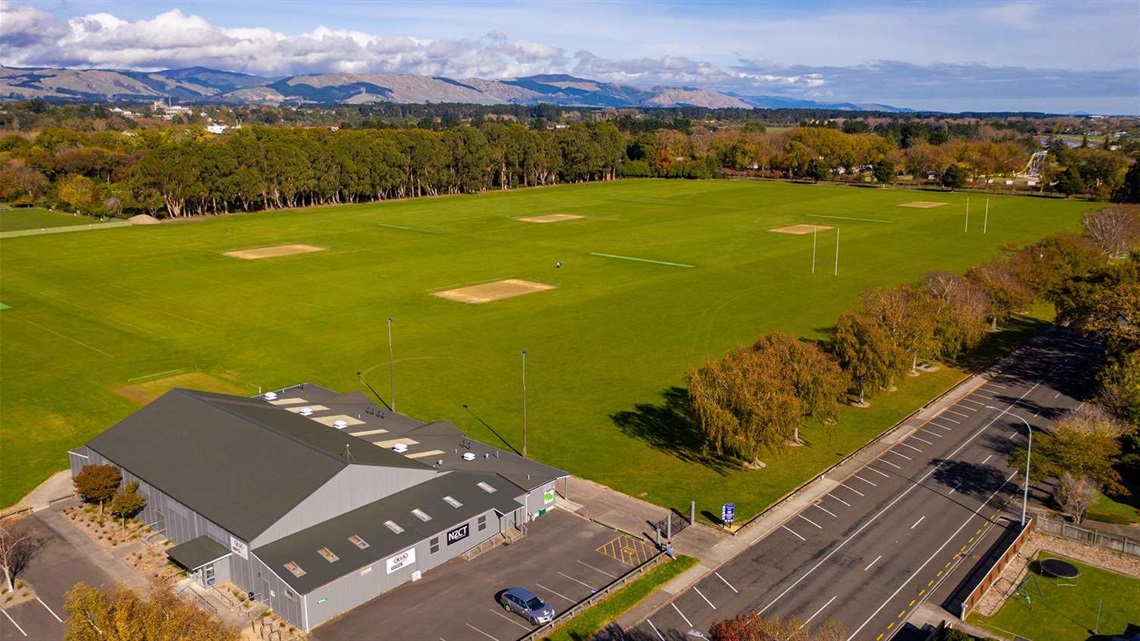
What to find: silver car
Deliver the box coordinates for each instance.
[498,587,555,625]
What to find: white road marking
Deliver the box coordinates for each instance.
[984,383,1007,390]
[1,608,27,637]
[800,596,838,629]
[813,503,838,517]
[1008,431,1019,440]
[982,454,993,465]
[671,602,693,628]
[839,483,865,497]
[693,586,717,610]
[465,623,499,641]
[715,571,739,593]
[864,555,882,571]
[911,516,926,529]
[589,252,695,268]
[918,428,943,439]
[490,608,533,631]
[535,583,576,605]
[798,514,823,529]
[853,474,877,487]
[900,442,924,453]
[845,472,1018,640]
[974,394,994,400]
[558,571,595,591]
[867,466,891,478]
[961,398,987,407]
[828,494,852,507]
[1054,392,1061,398]
[949,481,961,495]
[36,597,62,623]
[782,525,807,541]
[931,422,954,431]
[911,435,934,445]
[937,415,961,424]
[878,458,902,469]
[888,449,913,461]
[647,619,665,641]
[578,559,618,579]
[946,409,971,418]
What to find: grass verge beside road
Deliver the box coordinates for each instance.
[968,552,1140,641]
[546,554,698,641]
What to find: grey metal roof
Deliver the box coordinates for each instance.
[166,535,230,571]
[87,389,431,541]
[254,471,525,594]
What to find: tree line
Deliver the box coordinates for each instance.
[684,206,1140,477]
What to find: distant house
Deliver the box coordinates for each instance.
[206,124,227,134]
[69,384,566,632]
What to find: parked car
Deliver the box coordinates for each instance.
[498,587,555,625]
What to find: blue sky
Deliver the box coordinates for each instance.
[2,0,1138,113]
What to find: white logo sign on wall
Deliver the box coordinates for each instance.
[230,536,249,560]
[386,548,416,574]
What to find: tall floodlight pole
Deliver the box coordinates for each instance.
[833,228,840,276]
[988,406,1032,527]
[387,317,395,411]
[522,349,528,458]
[965,197,970,233]
[984,199,990,234]
[812,226,818,274]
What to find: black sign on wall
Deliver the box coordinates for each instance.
[447,523,470,545]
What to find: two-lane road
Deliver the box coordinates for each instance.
[631,331,1101,641]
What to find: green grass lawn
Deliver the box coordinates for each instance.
[0,180,1090,512]
[0,207,109,232]
[969,552,1140,640]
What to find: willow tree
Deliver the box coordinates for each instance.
[832,312,909,405]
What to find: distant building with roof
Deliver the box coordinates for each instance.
[68,384,567,632]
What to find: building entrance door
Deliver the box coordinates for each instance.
[203,564,216,587]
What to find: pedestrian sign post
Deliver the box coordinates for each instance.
[722,503,735,528]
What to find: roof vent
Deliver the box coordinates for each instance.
[264,392,278,400]
[392,442,409,453]
[333,420,348,430]
[299,407,313,416]
[462,452,476,461]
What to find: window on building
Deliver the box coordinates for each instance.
[348,534,369,549]
[411,508,431,522]
[284,562,306,578]
[443,495,463,508]
[284,589,295,601]
[384,520,404,534]
[318,547,339,563]
[430,537,440,554]
[477,515,487,532]
[477,481,496,493]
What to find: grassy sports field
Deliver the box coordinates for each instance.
[0,206,111,233]
[0,180,1090,514]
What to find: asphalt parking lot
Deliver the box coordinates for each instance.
[314,509,656,641]
[0,513,115,640]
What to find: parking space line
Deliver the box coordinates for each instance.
[1,608,28,637]
[577,559,618,579]
[693,586,717,610]
[961,398,986,406]
[946,409,970,418]
[490,608,532,631]
[911,435,933,445]
[828,494,852,507]
[937,415,961,424]
[1008,431,1019,439]
[877,458,902,469]
[799,595,837,628]
[671,602,693,628]
[974,394,994,400]
[865,555,882,571]
[867,466,891,478]
[647,619,665,641]
[982,454,993,465]
[888,449,913,461]
[715,572,739,593]
[852,474,877,487]
[465,623,499,641]
[812,503,838,518]
[900,442,923,453]
[911,516,926,529]
[782,525,806,541]
[798,514,823,529]
[931,422,954,431]
[558,571,596,591]
[918,428,942,439]
[535,583,576,605]
[36,597,62,623]
[839,483,865,497]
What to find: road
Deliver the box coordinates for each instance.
[628,330,1101,641]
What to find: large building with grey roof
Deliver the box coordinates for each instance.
[67,384,567,632]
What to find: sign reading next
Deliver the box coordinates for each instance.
[447,523,470,545]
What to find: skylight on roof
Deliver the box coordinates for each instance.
[318,548,339,563]
[284,562,306,578]
[477,481,497,493]
[411,508,432,522]
[443,495,463,508]
[348,535,369,549]
[384,520,404,534]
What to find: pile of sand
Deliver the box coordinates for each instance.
[129,214,161,225]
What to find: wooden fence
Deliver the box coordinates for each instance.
[959,518,1034,619]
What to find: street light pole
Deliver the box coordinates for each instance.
[522,349,528,458]
[987,405,1032,527]
[388,317,395,412]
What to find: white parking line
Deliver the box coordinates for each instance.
[918,428,943,439]
[577,559,618,579]
[798,514,823,529]
[937,415,961,424]
[672,602,693,628]
[693,586,717,610]
[946,409,971,418]
[864,555,882,571]
[828,494,852,507]
[813,503,838,518]
[961,398,986,407]
[490,608,533,631]
[536,583,576,605]
[877,458,902,469]
[900,442,923,453]
[647,619,665,641]
[888,449,913,461]
[930,422,954,431]
[852,474,877,487]
[782,525,806,541]
[715,571,739,593]
[867,466,891,478]
[911,435,934,445]
[558,571,595,591]
[465,623,499,641]
[949,481,961,495]
[984,383,1007,390]
[982,454,993,465]
[36,597,62,623]
[1,608,27,637]
[800,595,837,628]
[911,516,926,529]
[839,483,865,497]
[974,394,994,400]
[1008,431,1019,440]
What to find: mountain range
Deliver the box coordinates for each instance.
[0,66,913,112]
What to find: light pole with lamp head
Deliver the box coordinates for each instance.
[521,349,528,458]
[987,405,1032,527]
[387,317,395,412]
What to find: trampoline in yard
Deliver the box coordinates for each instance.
[1039,557,1081,579]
